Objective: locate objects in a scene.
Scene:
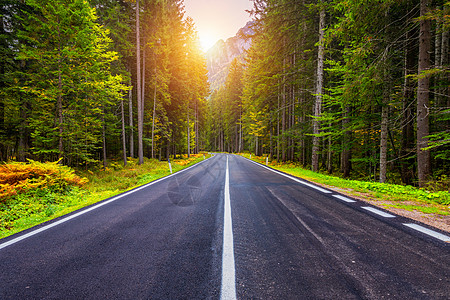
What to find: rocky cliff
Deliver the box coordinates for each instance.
[205,21,253,91]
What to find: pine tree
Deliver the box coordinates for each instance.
[18,0,125,165]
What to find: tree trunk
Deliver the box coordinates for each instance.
[142,40,146,125]
[187,104,190,158]
[277,89,280,162]
[401,28,416,185]
[0,99,4,161]
[136,0,144,165]
[312,8,325,172]
[121,96,127,167]
[57,59,63,160]
[282,60,286,162]
[56,21,64,162]
[102,107,107,169]
[440,23,449,112]
[269,121,273,159]
[417,0,431,187]
[379,105,388,183]
[195,100,199,154]
[435,19,441,70]
[341,106,351,178]
[18,103,27,162]
[239,106,243,152]
[151,71,157,159]
[129,79,134,158]
[0,14,4,161]
[327,124,333,174]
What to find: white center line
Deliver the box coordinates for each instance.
[362,206,396,218]
[221,156,237,300]
[403,223,450,242]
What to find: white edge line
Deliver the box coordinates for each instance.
[243,156,332,194]
[0,157,211,251]
[403,223,450,242]
[362,206,396,218]
[221,156,237,300]
[333,195,357,203]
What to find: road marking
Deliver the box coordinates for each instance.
[403,223,450,242]
[362,206,395,218]
[221,156,237,300]
[244,157,332,194]
[333,194,356,203]
[0,157,211,251]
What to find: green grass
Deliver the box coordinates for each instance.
[239,153,450,215]
[0,154,208,239]
[382,204,449,215]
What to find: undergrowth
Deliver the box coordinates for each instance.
[0,159,88,199]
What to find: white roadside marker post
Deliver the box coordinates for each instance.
[266,156,268,166]
[168,158,172,174]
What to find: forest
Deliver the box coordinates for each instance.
[0,0,209,169]
[210,0,449,188]
[0,0,449,189]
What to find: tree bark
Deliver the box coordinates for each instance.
[277,86,280,162]
[0,99,4,162]
[239,106,243,152]
[379,105,388,183]
[121,96,127,166]
[417,0,431,187]
[282,59,286,162]
[341,106,351,178]
[142,40,146,124]
[136,0,144,165]
[151,71,157,159]
[57,23,63,162]
[195,100,199,154]
[312,8,325,172]
[440,23,449,111]
[187,103,190,158]
[18,103,28,162]
[435,18,441,70]
[401,28,417,185]
[129,80,134,158]
[327,123,332,174]
[102,107,107,169]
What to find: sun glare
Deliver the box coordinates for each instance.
[199,34,217,52]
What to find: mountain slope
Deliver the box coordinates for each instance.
[205,21,253,91]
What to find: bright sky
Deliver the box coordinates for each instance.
[184,0,253,51]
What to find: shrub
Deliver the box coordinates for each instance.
[0,159,88,200]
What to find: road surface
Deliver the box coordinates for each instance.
[1,154,449,299]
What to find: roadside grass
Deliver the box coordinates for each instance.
[239,153,450,216]
[0,154,208,240]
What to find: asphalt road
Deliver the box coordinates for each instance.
[1,154,449,299]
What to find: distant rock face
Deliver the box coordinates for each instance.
[205,21,253,91]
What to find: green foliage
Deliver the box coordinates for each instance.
[0,159,88,200]
[0,187,78,232]
[1,0,210,166]
[15,0,127,164]
[234,0,449,185]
